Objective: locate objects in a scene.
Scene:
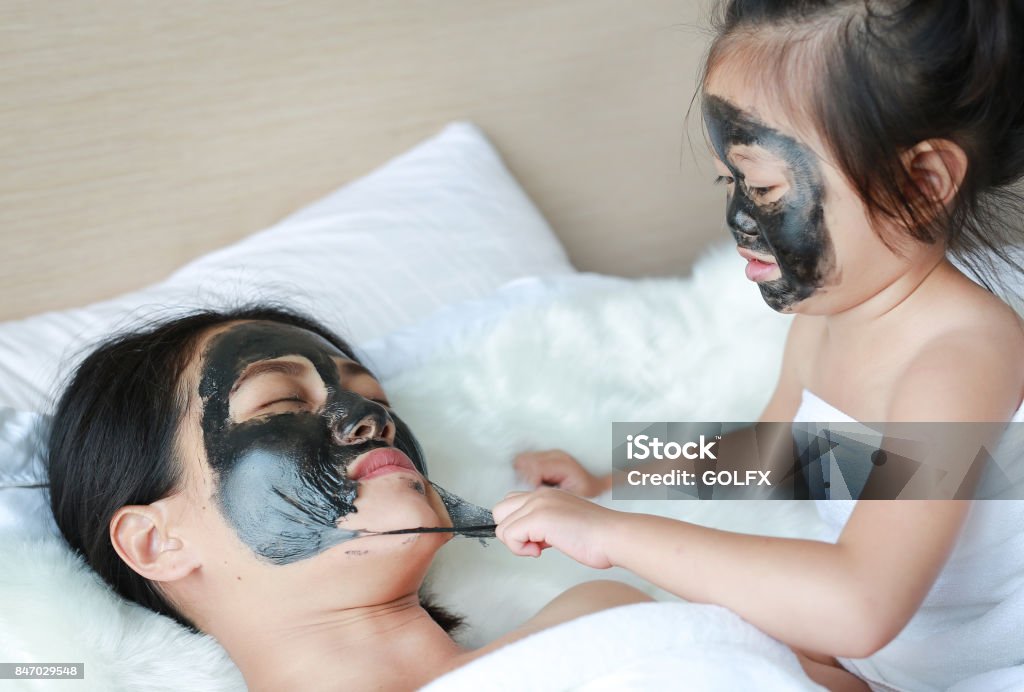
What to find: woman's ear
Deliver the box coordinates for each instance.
[110,501,200,583]
[902,139,969,208]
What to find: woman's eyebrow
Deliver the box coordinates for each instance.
[230,359,308,394]
[338,360,375,379]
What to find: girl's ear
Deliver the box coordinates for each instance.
[902,139,969,208]
[110,500,200,583]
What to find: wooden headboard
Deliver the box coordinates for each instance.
[1,0,723,321]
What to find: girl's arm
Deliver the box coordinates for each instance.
[497,339,1019,659]
[606,500,967,658]
[494,490,967,659]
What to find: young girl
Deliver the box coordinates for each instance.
[496,2,1024,690]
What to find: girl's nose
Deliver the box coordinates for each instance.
[729,208,759,239]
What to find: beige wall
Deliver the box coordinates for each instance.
[0,0,723,320]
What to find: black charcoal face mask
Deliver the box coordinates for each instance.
[703,95,836,311]
[197,321,492,565]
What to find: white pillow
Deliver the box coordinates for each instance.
[0,408,56,539]
[356,273,628,381]
[0,121,574,413]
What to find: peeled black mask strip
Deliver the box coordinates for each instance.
[367,524,497,538]
[352,485,496,537]
[428,482,495,537]
[198,322,448,564]
[702,95,835,311]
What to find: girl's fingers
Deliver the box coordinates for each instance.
[512,457,536,483]
[495,498,536,545]
[494,488,569,557]
[493,500,538,544]
[492,491,531,523]
[496,513,551,557]
[514,452,577,488]
[515,457,560,487]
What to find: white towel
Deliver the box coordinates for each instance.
[795,389,1024,691]
[421,602,824,691]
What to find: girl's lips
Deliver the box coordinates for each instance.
[349,448,419,481]
[745,258,782,282]
[737,247,781,282]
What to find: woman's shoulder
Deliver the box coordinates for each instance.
[472,580,653,659]
[516,580,653,635]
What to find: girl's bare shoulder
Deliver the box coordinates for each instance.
[892,268,1024,420]
[919,265,1023,361]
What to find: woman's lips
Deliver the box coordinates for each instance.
[737,247,781,282]
[349,448,419,481]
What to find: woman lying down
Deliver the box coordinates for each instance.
[47,305,826,689]
[46,305,668,691]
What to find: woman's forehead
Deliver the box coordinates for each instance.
[201,320,347,357]
[184,320,364,397]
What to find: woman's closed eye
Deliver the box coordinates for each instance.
[260,394,306,410]
[245,397,390,427]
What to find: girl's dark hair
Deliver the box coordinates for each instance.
[700,0,1024,293]
[46,304,462,635]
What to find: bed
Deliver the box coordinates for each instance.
[0,3,854,691]
[0,107,823,687]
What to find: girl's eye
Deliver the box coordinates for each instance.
[746,185,777,199]
[714,175,735,186]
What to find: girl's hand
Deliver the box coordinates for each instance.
[513,450,610,497]
[492,488,621,568]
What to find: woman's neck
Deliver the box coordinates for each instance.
[218,593,468,692]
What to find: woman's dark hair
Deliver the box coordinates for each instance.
[46,304,462,635]
[699,0,1024,292]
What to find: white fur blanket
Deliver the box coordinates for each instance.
[0,245,829,690]
[401,246,819,648]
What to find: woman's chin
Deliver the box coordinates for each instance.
[337,496,448,539]
[323,523,449,569]
[323,474,454,557]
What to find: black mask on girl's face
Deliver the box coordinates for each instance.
[702,95,836,311]
[197,321,489,565]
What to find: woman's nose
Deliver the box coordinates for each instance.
[332,403,396,447]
